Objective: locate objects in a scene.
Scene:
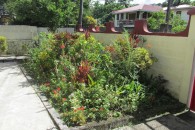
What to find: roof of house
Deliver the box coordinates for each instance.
[112,4,162,14]
[163,4,195,11]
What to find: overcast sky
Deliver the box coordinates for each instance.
[94,0,166,4]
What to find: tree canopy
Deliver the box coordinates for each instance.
[5,0,92,31]
[92,1,125,24]
[6,0,77,31]
[147,11,187,33]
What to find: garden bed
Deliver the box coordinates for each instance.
[23,32,186,129]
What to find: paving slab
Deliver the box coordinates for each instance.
[0,62,57,130]
[114,114,195,130]
[133,115,195,130]
[177,111,195,129]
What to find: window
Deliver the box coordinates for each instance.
[143,12,147,19]
[137,11,140,19]
[129,13,136,20]
[126,13,128,19]
[117,14,119,20]
[176,11,182,16]
[121,13,124,19]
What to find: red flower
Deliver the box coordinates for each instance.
[62,78,66,81]
[57,87,61,91]
[105,46,115,53]
[44,82,50,86]
[80,106,85,111]
[99,107,104,111]
[53,90,58,94]
[64,67,68,71]
[62,98,67,102]
[60,44,65,49]
[74,106,85,112]
[84,30,90,40]
[135,38,140,44]
[75,61,91,84]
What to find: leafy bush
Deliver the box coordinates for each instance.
[148,11,187,33]
[6,0,76,31]
[84,16,97,25]
[147,11,166,30]
[25,32,176,126]
[171,15,187,33]
[0,36,8,54]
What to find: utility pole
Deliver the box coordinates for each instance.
[165,0,172,32]
[165,0,181,32]
[78,0,83,26]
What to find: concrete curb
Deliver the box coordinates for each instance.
[69,116,133,130]
[19,64,134,130]
[0,56,28,62]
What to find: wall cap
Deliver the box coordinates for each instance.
[187,8,195,15]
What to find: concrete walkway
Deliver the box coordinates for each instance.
[0,62,57,130]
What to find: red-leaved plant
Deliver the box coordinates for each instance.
[75,61,91,84]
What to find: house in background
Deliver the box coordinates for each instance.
[112,4,162,28]
[163,4,195,22]
[0,5,10,25]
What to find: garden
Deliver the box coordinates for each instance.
[24,31,185,127]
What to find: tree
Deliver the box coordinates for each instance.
[180,0,191,4]
[105,0,116,5]
[92,2,125,24]
[147,11,166,30]
[171,15,187,32]
[78,0,83,25]
[147,11,187,33]
[191,1,195,6]
[6,0,76,31]
[0,0,7,5]
[118,0,133,7]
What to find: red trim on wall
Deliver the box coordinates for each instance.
[190,77,195,111]
[88,24,98,33]
[103,22,122,34]
[76,8,195,35]
[132,16,191,37]
[76,24,84,32]
[188,8,195,15]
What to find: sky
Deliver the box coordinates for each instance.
[94,0,166,4]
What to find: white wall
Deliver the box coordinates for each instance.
[0,25,74,55]
[37,27,74,34]
[0,25,37,40]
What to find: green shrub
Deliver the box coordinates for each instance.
[84,16,97,25]
[24,32,174,126]
[171,15,187,33]
[0,36,8,54]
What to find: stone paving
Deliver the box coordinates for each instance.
[114,114,195,130]
[0,62,57,130]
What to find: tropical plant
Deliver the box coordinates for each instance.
[24,32,176,126]
[147,11,166,30]
[0,36,8,54]
[148,11,187,32]
[83,16,97,25]
[6,0,76,31]
[170,15,187,33]
[92,2,124,24]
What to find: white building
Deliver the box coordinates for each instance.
[163,4,195,22]
[112,4,162,28]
